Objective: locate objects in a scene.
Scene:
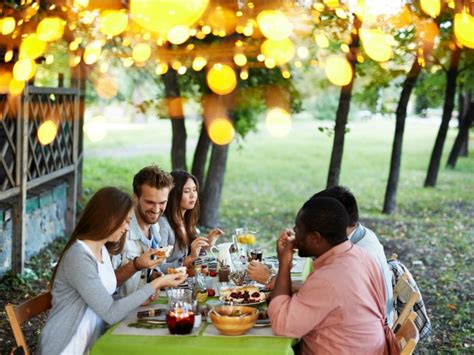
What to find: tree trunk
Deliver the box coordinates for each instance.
[424,46,461,187]
[456,90,470,157]
[326,17,361,188]
[163,70,187,171]
[192,121,211,191]
[383,57,422,214]
[446,99,473,168]
[199,143,229,227]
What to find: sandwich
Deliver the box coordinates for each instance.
[167,266,187,274]
[155,245,173,258]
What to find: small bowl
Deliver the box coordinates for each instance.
[210,306,258,336]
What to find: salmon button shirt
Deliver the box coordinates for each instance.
[269,241,398,355]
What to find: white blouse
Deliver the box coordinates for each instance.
[60,241,117,355]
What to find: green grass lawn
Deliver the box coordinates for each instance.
[83,116,473,352]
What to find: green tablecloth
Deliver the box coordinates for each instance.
[91,258,312,355]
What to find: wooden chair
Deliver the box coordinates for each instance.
[396,315,419,355]
[5,292,52,355]
[392,273,420,333]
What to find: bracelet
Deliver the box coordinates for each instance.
[133,257,142,271]
[264,272,276,287]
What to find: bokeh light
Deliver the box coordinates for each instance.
[130,0,209,35]
[99,10,128,36]
[206,64,237,96]
[325,56,352,86]
[84,115,108,142]
[13,59,36,81]
[132,43,151,62]
[208,118,235,145]
[257,10,293,40]
[37,120,58,145]
[84,41,102,65]
[36,17,65,42]
[261,38,295,65]
[420,0,441,18]
[0,17,16,35]
[167,25,191,45]
[360,28,393,62]
[454,10,474,49]
[192,56,207,71]
[265,108,292,138]
[20,34,47,60]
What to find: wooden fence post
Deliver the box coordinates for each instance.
[12,86,28,275]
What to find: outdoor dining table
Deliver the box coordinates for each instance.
[91,257,312,355]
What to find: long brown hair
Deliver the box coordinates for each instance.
[51,187,132,284]
[164,170,200,250]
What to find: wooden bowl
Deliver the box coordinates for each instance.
[210,306,258,336]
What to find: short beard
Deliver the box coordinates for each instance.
[136,206,159,225]
[297,248,312,258]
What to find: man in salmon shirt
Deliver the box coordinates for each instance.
[268,196,398,355]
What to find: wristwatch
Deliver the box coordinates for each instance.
[264,270,276,287]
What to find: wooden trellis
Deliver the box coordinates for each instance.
[0,75,84,274]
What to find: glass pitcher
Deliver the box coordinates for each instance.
[166,289,195,335]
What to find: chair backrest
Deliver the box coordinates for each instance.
[5,291,52,355]
[392,274,420,333]
[396,316,420,355]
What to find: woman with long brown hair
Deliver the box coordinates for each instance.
[159,170,224,271]
[38,187,186,355]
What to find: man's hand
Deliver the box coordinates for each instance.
[141,291,160,306]
[247,261,272,284]
[276,229,295,267]
[134,249,165,270]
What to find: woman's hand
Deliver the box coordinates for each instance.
[150,272,187,290]
[134,248,165,270]
[190,237,209,258]
[207,228,224,247]
[247,261,272,284]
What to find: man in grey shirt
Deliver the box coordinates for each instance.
[113,165,174,297]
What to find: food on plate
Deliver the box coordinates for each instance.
[207,288,216,297]
[156,245,173,258]
[167,266,187,274]
[219,286,266,304]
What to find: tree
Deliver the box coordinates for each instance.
[446,95,473,168]
[383,56,422,213]
[424,44,461,187]
[326,16,361,188]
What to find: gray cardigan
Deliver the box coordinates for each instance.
[158,216,187,272]
[38,242,155,355]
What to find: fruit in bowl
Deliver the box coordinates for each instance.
[210,305,258,335]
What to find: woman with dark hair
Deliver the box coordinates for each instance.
[159,170,224,271]
[38,187,186,355]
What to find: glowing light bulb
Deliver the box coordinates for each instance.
[325,56,352,86]
[37,120,58,145]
